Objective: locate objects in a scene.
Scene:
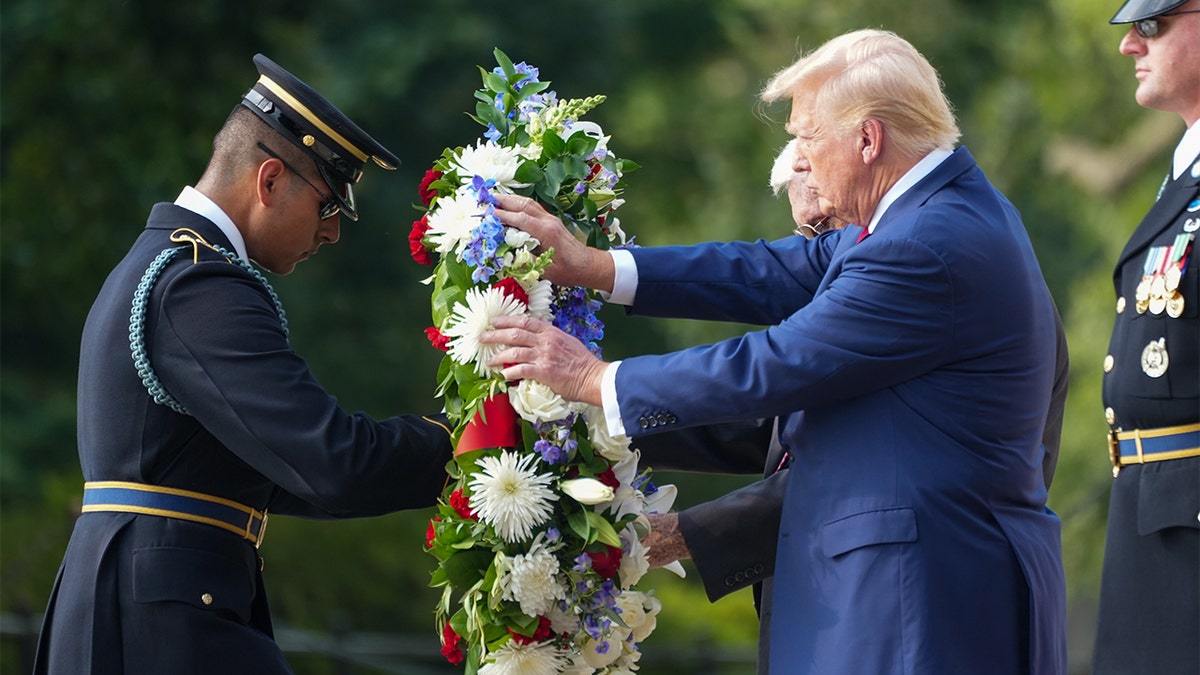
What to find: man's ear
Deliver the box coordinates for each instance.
[256,158,287,207]
[859,118,885,165]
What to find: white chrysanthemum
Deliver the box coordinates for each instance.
[479,639,567,675]
[523,279,554,320]
[510,378,575,424]
[498,533,567,617]
[453,140,530,192]
[584,406,632,463]
[443,287,527,376]
[426,190,485,256]
[468,450,558,543]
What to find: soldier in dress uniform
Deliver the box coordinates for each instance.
[32,55,453,674]
[1094,2,1200,673]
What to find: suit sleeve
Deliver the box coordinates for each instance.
[677,470,786,602]
[627,234,838,325]
[616,235,956,433]
[154,260,452,517]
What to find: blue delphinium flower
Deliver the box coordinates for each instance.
[552,286,605,357]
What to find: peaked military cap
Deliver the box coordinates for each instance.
[1111,0,1189,22]
[241,54,399,221]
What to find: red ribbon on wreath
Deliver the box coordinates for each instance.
[455,393,521,456]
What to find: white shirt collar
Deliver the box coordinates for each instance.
[174,186,249,263]
[1173,121,1200,180]
[865,148,954,234]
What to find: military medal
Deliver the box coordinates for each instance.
[1185,218,1200,234]
[1141,338,1169,378]
[1166,292,1185,318]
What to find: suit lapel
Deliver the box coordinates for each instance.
[1114,156,1200,273]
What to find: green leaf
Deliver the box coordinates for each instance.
[585,511,623,548]
[513,160,543,184]
[475,101,508,134]
[441,549,495,589]
[492,48,515,77]
[514,80,551,103]
[482,71,509,95]
[566,507,593,544]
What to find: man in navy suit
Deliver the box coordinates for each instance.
[483,29,1066,674]
[1093,2,1200,673]
[33,55,452,674]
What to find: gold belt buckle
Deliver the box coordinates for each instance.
[1108,430,1122,477]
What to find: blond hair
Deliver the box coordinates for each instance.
[761,29,960,158]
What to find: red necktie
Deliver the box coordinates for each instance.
[856,227,870,243]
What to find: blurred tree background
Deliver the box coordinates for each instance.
[0,0,1178,672]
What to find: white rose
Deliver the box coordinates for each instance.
[560,477,614,505]
[615,591,648,633]
[585,405,632,462]
[579,633,626,670]
[510,379,573,423]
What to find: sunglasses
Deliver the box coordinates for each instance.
[257,142,342,220]
[1133,9,1200,38]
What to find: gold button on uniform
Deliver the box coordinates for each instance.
[201,593,213,606]
[1116,296,1126,314]
[1105,407,1116,425]
[1104,355,1114,372]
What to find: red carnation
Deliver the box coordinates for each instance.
[409,215,433,266]
[425,327,450,352]
[509,615,554,645]
[589,544,623,580]
[494,277,529,305]
[426,516,440,548]
[440,622,465,665]
[419,169,443,206]
[450,488,477,521]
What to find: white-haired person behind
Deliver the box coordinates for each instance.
[768,138,845,238]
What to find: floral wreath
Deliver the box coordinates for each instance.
[410,49,679,675]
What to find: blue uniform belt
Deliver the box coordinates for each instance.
[1108,422,1200,476]
[82,481,268,547]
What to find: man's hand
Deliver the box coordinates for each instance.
[481,314,608,406]
[492,193,615,292]
[643,512,691,568]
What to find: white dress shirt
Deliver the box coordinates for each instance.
[174,186,249,263]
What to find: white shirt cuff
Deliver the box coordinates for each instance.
[603,249,638,306]
[600,361,627,438]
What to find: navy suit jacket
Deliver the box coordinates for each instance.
[35,204,452,674]
[615,148,1067,674]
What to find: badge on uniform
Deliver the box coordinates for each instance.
[1141,338,1169,378]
